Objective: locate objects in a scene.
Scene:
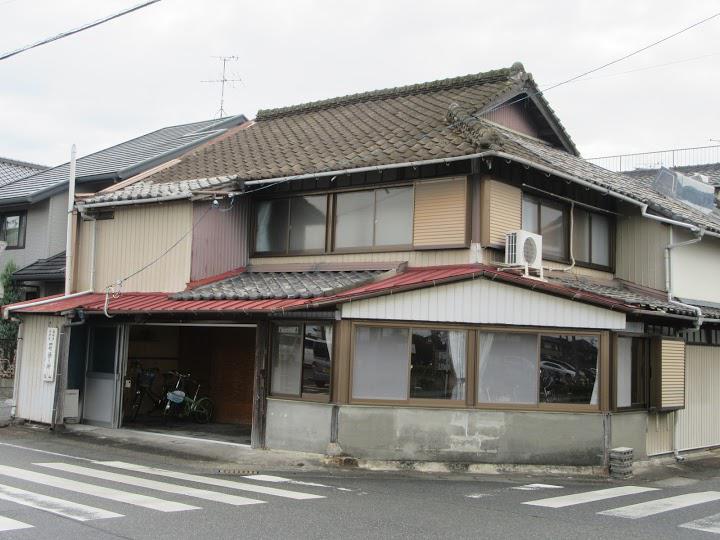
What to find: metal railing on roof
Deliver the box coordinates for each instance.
[587,145,720,173]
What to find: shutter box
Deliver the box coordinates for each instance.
[650,337,686,411]
[413,177,468,248]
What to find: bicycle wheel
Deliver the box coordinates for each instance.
[191,397,213,424]
[129,391,143,422]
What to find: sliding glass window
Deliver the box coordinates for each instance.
[255,195,327,255]
[270,323,332,399]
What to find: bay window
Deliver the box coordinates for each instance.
[270,323,332,399]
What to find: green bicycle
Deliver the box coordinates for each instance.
[163,371,214,424]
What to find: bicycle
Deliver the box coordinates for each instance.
[127,362,170,422]
[163,371,214,424]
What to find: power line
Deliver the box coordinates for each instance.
[0,0,162,62]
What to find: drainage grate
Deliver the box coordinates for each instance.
[215,469,259,475]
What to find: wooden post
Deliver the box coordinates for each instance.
[250,321,269,449]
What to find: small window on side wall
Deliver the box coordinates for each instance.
[270,323,332,399]
[0,212,26,249]
[573,208,611,269]
[522,195,567,260]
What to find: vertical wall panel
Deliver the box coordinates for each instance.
[615,208,668,291]
[15,314,66,424]
[677,345,720,451]
[190,198,248,281]
[646,412,674,456]
[413,177,467,247]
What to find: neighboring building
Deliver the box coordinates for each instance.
[7,64,720,468]
[0,115,248,298]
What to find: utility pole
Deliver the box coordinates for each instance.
[201,56,241,118]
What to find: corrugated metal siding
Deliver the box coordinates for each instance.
[646,412,674,456]
[76,201,193,293]
[190,199,248,281]
[15,314,66,424]
[659,339,685,409]
[615,210,668,291]
[413,177,467,247]
[677,345,720,451]
[250,249,472,267]
[481,179,521,246]
[341,277,626,329]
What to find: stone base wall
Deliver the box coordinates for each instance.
[0,377,13,401]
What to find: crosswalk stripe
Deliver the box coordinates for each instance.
[680,512,720,534]
[243,474,332,489]
[0,465,198,513]
[96,461,325,501]
[37,463,265,507]
[599,491,720,519]
[0,515,33,532]
[513,484,564,491]
[0,483,122,521]
[524,486,658,508]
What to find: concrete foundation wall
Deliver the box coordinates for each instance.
[265,399,333,454]
[0,378,13,400]
[610,411,648,460]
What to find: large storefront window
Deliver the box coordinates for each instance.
[352,325,466,401]
[270,323,332,399]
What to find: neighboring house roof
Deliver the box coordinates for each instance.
[0,157,47,187]
[624,163,720,187]
[140,64,576,186]
[12,252,65,282]
[0,115,247,205]
[81,176,236,206]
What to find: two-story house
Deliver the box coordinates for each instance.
[7,64,720,468]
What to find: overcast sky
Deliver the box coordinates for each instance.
[1,0,719,168]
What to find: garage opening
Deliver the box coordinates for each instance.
[121,324,256,444]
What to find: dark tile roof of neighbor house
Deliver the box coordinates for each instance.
[12,252,65,282]
[0,115,247,205]
[625,163,720,186]
[0,157,47,186]
[92,64,720,236]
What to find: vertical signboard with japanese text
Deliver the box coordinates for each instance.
[42,327,59,382]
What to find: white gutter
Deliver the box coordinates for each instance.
[78,192,192,210]
[64,145,77,295]
[665,227,704,330]
[3,290,92,319]
[243,149,720,239]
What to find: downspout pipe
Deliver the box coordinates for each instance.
[665,227,704,331]
[65,145,77,295]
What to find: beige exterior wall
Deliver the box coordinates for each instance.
[677,345,720,451]
[615,209,668,291]
[646,411,674,456]
[251,248,474,267]
[75,201,193,293]
[670,228,720,304]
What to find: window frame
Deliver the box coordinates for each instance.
[521,193,614,272]
[348,321,605,412]
[0,210,27,250]
[268,321,333,403]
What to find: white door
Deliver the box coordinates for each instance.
[83,325,128,427]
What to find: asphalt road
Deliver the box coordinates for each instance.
[0,428,719,539]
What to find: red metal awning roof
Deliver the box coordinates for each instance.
[4,264,635,317]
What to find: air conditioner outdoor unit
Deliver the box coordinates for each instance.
[504,230,543,278]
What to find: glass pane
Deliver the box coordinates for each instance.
[409,329,466,400]
[302,324,331,396]
[539,335,598,405]
[616,337,632,408]
[3,215,20,247]
[477,332,537,404]
[374,187,413,246]
[522,196,539,233]
[289,196,327,252]
[631,338,648,407]
[271,325,302,395]
[352,326,409,400]
[572,208,590,263]
[540,202,567,259]
[255,199,288,253]
[590,213,610,267]
[334,191,374,249]
[89,327,117,373]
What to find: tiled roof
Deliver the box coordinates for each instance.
[81,176,236,205]
[142,66,540,184]
[625,163,720,186]
[0,115,247,205]
[547,273,720,320]
[173,269,386,300]
[0,157,47,187]
[12,252,65,282]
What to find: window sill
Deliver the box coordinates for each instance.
[268,394,330,404]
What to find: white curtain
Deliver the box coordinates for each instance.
[476,332,496,389]
[324,324,333,364]
[448,331,467,400]
[255,202,272,251]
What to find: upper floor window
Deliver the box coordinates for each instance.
[334,187,413,250]
[255,195,328,255]
[0,212,26,249]
[522,194,612,270]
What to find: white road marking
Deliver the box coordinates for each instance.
[465,493,491,499]
[0,465,197,513]
[243,474,330,488]
[513,484,564,491]
[0,515,33,532]
[0,483,122,521]
[680,512,720,534]
[599,491,720,519]
[37,463,265,507]
[96,461,324,500]
[0,442,94,462]
[524,486,658,508]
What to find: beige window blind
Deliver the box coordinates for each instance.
[651,338,686,411]
[413,177,468,248]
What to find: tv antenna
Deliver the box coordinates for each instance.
[201,56,242,118]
